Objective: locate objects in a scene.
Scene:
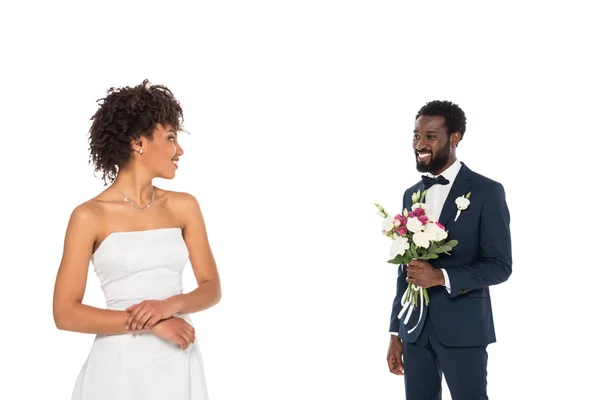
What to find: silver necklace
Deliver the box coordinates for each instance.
[120,186,155,212]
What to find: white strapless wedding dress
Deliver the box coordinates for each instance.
[71,228,209,400]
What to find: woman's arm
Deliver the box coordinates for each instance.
[170,193,221,314]
[53,204,131,334]
[125,193,221,330]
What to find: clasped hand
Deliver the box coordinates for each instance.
[125,299,176,331]
[125,300,194,350]
[406,259,444,289]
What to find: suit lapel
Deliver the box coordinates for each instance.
[416,182,426,203]
[438,162,473,228]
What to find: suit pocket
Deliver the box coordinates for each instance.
[463,288,486,298]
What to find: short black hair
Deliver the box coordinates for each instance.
[88,79,184,184]
[416,100,466,139]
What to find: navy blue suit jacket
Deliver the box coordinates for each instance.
[389,162,512,347]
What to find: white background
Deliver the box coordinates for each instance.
[1,1,598,399]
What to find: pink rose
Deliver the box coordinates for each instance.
[399,215,407,225]
[418,215,429,224]
[408,211,415,218]
[398,227,408,235]
[413,208,425,217]
[436,222,446,231]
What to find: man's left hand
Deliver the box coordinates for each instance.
[406,260,444,288]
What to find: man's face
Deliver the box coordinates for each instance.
[413,115,453,174]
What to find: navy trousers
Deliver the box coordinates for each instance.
[402,314,488,400]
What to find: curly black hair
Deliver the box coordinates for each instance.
[88,79,184,184]
[416,100,467,139]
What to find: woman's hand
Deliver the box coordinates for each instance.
[151,317,195,350]
[125,299,177,331]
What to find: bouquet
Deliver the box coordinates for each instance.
[376,190,458,331]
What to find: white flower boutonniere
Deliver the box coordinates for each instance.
[454,192,471,221]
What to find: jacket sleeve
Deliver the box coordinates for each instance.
[446,182,512,297]
[389,189,410,333]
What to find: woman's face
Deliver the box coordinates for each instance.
[138,123,184,179]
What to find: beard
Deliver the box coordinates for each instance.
[416,140,451,174]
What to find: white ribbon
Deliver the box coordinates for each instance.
[397,284,425,334]
[454,210,462,222]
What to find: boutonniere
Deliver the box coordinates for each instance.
[454,192,471,221]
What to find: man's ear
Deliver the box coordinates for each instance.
[451,132,462,147]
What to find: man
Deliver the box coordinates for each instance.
[387,100,512,399]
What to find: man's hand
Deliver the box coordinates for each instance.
[406,259,444,289]
[387,335,404,375]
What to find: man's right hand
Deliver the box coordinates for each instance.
[387,335,404,375]
[151,317,195,350]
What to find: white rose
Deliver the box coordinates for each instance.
[424,222,448,241]
[390,236,410,258]
[412,231,431,249]
[455,196,470,211]
[382,216,395,232]
[406,216,423,233]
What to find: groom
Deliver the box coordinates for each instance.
[387,100,512,399]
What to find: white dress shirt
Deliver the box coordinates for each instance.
[423,158,462,294]
[390,159,461,336]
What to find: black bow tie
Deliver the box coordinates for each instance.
[421,175,450,190]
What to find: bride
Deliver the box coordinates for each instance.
[52,79,221,400]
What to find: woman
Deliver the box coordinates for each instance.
[52,80,221,400]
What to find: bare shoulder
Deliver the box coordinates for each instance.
[55,200,105,261]
[158,189,200,209]
[69,200,103,227]
[157,189,204,229]
[164,189,199,205]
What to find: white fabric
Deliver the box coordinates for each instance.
[425,159,463,294]
[71,228,208,400]
[423,159,462,222]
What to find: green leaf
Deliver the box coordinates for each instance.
[400,255,411,265]
[416,247,427,258]
[387,253,412,264]
[444,239,458,247]
[426,252,439,259]
[409,242,417,258]
[387,255,401,263]
[429,244,445,254]
[466,192,471,199]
